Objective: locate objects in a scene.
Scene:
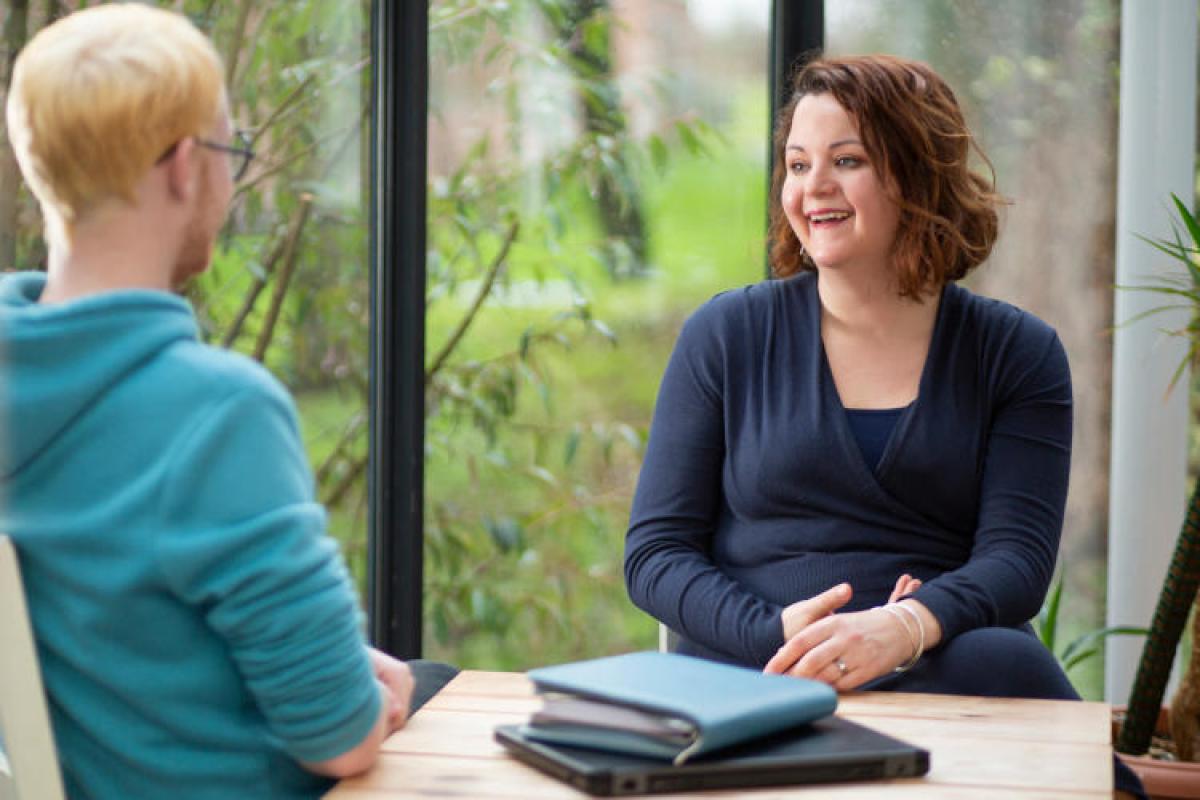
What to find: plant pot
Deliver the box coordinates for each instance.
[1113,706,1200,799]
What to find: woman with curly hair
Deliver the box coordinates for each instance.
[624,54,1143,799]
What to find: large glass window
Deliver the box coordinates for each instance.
[1,1,373,586]
[425,0,771,669]
[829,0,1120,699]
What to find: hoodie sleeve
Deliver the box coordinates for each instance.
[154,374,380,764]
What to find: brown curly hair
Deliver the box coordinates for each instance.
[768,54,1004,298]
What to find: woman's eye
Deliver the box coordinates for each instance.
[789,161,809,175]
[835,156,862,168]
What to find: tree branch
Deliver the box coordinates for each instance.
[252,193,314,362]
[315,410,367,487]
[224,0,254,89]
[220,231,288,349]
[235,117,362,196]
[250,58,367,147]
[250,73,317,148]
[425,219,520,383]
[322,452,369,509]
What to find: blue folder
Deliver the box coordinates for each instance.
[522,651,837,765]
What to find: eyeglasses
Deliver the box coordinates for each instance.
[196,129,255,181]
[158,129,255,181]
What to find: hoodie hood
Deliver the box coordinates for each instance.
[0,272,197,478]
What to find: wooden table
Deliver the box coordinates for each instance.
[326,670,1113,799]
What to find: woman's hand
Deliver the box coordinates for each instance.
[781,583,853,641]
[888,573,921,603]
[368,647,414,734]
[765,605,913,689]
[766,575,932,690]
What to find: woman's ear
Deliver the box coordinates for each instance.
[162,137,197,202]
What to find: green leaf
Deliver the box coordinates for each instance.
[1037,573,1063,652]
[648,134,669,172]
[616,423,643,453]
[527,464,558,487]
[675,120,704,156]
[485,516,523,553]
[1063,647,1100,672]
[589,319,618,344]
[1126,193,1200,390]
[1170,192,1200,255]
[579,15,608,60]
[470,588,492,624]
[564,427,581,466]
[1059,625,1148,667]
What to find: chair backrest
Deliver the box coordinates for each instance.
[658,623,679,654]
[0,535,66,800]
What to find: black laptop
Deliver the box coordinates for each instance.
[494,715,929,796]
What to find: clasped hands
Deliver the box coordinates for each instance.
[764,575,934,690]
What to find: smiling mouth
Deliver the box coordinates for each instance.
[807,211,852,224]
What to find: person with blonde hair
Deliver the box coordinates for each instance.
[0,4,448,797]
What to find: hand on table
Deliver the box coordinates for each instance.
[368,647,414,733]
[767,575,924,691]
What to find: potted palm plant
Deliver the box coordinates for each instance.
[1114,193,1200,797]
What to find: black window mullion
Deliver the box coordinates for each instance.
[770,0,824,123]
[768,0,824,276]
[368,0,427,659]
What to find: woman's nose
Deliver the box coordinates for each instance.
[806,161,835,194]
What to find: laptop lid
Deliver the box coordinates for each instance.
[495,715,929,797]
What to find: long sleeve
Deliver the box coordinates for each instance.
[625,300,786,666]
[910,322,1072,641]
[155,379,381,764]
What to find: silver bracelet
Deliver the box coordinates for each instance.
[888,602,926,673]
[878,604,919,671]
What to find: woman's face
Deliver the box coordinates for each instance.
[781,92,901,275]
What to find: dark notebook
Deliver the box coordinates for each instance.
[495,714,929,796]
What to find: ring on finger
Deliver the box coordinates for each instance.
[834,657,849,676]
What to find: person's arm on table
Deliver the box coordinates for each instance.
[303,649,413,777]
[159,378,412,779]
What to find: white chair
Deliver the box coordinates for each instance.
[0,535,65,800]
[658,623,679,653]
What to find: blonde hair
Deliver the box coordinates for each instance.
[6,3,225,232]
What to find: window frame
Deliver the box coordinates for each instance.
[367,0,427,658]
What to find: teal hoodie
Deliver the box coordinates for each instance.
[0,272,380,799]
